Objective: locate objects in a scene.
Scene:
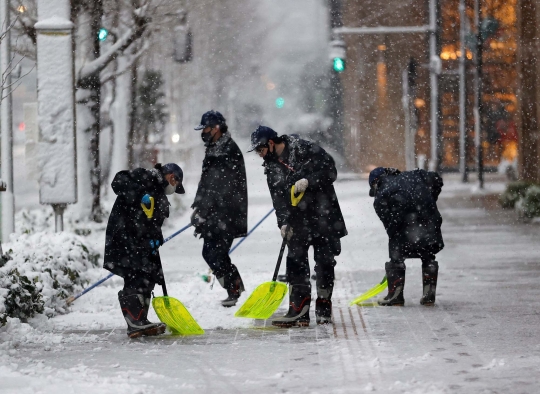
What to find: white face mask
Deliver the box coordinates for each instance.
[164,183,175,195]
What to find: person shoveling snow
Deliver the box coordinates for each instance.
[103,163,185,338]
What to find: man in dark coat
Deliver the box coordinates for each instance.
[249,126,347,327]
[369,167,444,306]
[191,110,248,307]
[104,162,185,338]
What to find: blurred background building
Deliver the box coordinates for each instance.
[335,0,521,176]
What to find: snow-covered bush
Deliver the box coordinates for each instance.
[0,232,100,325]
[499,181,533,209]
[516,186,540,219]
[0,264,44,326]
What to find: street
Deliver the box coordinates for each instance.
[3,166,540,394]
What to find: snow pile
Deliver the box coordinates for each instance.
[0,318,155,394]
[15,207,108,236]
[0,317,100,352]
[0,232,100,325]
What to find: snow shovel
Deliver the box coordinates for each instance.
[152,268,204,336]
[235,186,305,320]
[349,276,388,306]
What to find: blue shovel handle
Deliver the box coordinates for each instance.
[66,223,193,304]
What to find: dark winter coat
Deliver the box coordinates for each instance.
[374,169,444,259]
[192,132,248,239]
[103,167,170,284]
[263,135,347,240]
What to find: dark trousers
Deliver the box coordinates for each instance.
[387,253,437,270]
[122,270,156,297]
[286,234,340,291]
[202,236,236,279]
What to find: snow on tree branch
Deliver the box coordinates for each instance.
[77,9,149,87]
[100,41,149,85]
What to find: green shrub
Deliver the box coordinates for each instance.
[0,267,44,326]
[517,185,540,218]
[0,232,100,326]
[499,181,534,209]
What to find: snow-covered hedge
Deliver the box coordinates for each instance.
[516,185,540,219]
[499,181,533,209]
[0,232,100,326]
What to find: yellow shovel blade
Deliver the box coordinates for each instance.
[152,296,204,335]
[349,277,388,306]
[235,281,288,319]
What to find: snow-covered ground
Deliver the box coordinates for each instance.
[3,148,540,393]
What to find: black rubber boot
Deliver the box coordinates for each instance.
[378,262,405,306]
[218,265,245,307]
[119,292,166,338]
[272,284,311,328]
[420,261,439,306]
[315,287,333,325]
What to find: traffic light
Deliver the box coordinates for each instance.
[98,28,109,42]
[329,40,346,73]
[275,97,285,109]
[333,57,345,73]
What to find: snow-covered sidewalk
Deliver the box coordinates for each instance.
[3,162,540,393]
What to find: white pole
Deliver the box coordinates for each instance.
[428,0,440,172]
[0,0,15,242]
[35,0,77,231]
[334,26,431,35]
[402,68,414,171]
[458,0,468,182]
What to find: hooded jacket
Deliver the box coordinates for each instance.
[373,169,444,259]
[104,165,170,284]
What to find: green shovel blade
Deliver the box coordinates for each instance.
[235,281,288,319]
[349,276,388,306]
[152,296,204,335]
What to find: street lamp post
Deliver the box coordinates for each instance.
[459,0,469,182]
[473,0,484,188]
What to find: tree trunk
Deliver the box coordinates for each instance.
[87,0,104,221]
[128,59,138,168]
[109,55,131,178]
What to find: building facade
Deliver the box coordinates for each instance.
[338,0,521,175]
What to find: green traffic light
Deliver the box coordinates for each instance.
[276,97,285,109]
[98,28,109,42]
[333,57,345,73]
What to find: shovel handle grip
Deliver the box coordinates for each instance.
[141,197,155,219]
[290,185,305,207]
[272,224,290,282]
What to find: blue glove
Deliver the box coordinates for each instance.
[149,239,161,255]
[141,194,152,205]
